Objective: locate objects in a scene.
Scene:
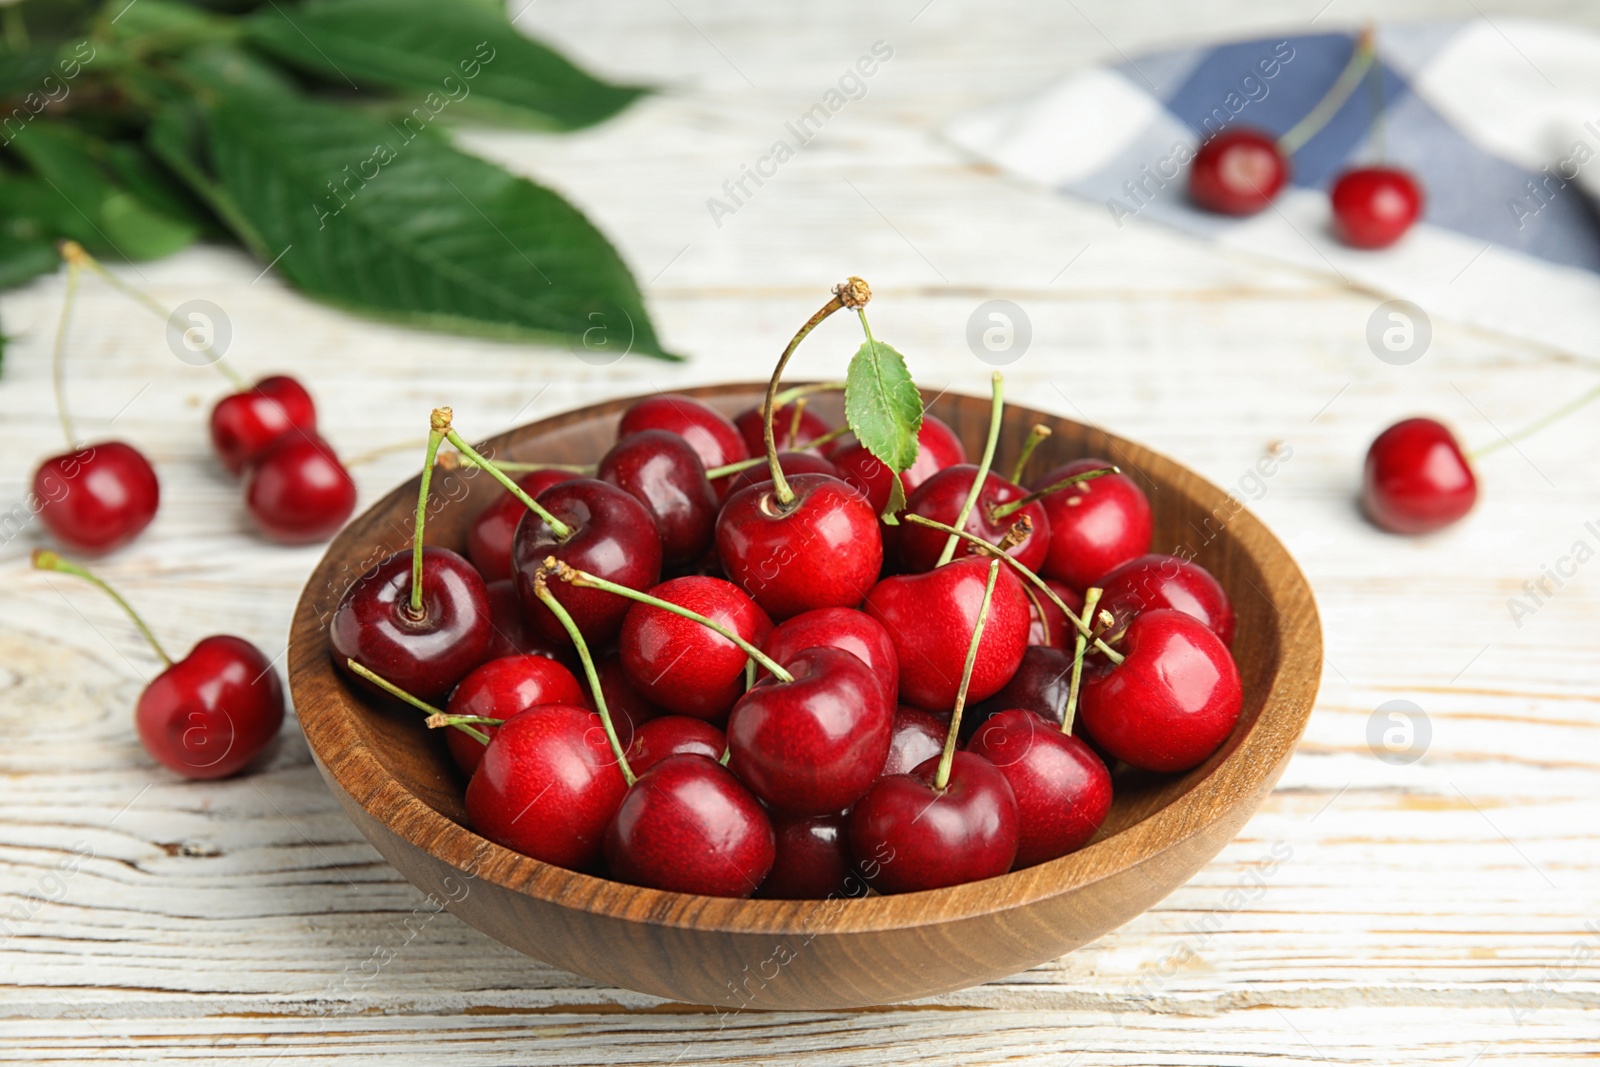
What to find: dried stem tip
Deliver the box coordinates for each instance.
[834,276,872,309]
[995,516,1034,552]
[57,239,89,267]
[430,407,453,434]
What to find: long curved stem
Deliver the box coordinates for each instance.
[990,465,1119,522]
[704,423,852,480]
[532,576,635,785]
[1469,381,1600,461]
[765,299,845,504]
[33,550,172,667]
[937,371,1004,567]
[438,415,573,540]
[1062,587,1102,735]
[345,660,490,744]
[409,419,447,618]
[935,557,1001,791]
[51,260,82,448]
[1278,25,1376,155]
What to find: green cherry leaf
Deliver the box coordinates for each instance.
[845,335,922,476]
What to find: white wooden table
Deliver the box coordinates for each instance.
[3,1,1598,1062]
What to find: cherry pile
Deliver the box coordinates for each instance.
[329,279,1246,899]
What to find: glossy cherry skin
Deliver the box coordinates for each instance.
[243,433,356,544]
[482,579,575,665]
[137,635,284,779]
[598,430,718,567]
[898,466,1050,574]
[1097,553,1235,646]
[443,654,587,774]
[625,715,726,775]
[723,450,838,499]
[596,651,663,742]
[1331,166,1423,249]
[209,375,317,476]
[1362,418,1477,535]
[329,546,492,701]
[966,708,1112,868]
[1189,127,1288,215]
[831,414,967,515]
[964,644,1075,741]
[604,753,775,897]
[617,394,746,491]
[734,403,835,456]
[466,704,627,871]
[849,751,1018,894]
[511,478,663,647]
[758,812,861,900]
[726,647,892,816]
[760,606,899,704]
[467,469,575,583]
[881,704,947,776]
[863,556,1030,713]
[34,441,160,554]
[1027,578,1085,650]
[1033,458,1152,591]
[619,576,771,720]
[715,473,883,620]
[1079,609,1243,773]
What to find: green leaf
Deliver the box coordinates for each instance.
[0,229,57,289]
[245,0,646,131]
[845,336,923,475]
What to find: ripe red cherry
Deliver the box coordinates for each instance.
[443,654,587,774]
[758,812,858,899]
[243,433,356,544]
[481,578,575,665]
[330,546,492,701]
[722,450,837,499]
[1097,553,1235,646]
[727,646,891,815]
[966,708,1111,867]
[716,472,883,620]
[849,751,1018,894]
[511,478,662,646]
[1331,166,1423,249]
[625,715,726,775]
[897,465,1050,573]
[138,635,286,779]
[1079,609,1243,773]
[832,414,967,515]
[1189,127,1288,215]
[734,402,835,455]
[619,576,771,719]
[604,753,775,897]
[465,704,627,871]
[881,704,947,776]
[617,394,746,481]
[760,606,899,703]
[209,375,317,476]
[1033,458,1152,590]
[598,430,718,567]
[1362,417,1477,535]
[467,469,574,583]
[965,644,1075,740]
[595,651,662,742]
[34,441,160,554]
[863,556,1030,712]
[1027,578,1084,650]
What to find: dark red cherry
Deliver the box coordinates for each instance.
[727,646,891,815]
[964,644,1075,741]
[511,478,662,646]
[137,635,285,779]
[209,375,317,476]
[34,441,160,554]
[1033,458,1152,591]
[760,606,899,703]
[881,704,947,776]
[734,402,835,455]
[1027,578,1084,650]
[966,708,1111,867]
[722,450,837,499]
[243,433,356,544]
[619,576,771,720]
[604,753,775,897]
[1190,127,1288,215]
[1097,553,1235,646]
[831,414,967,515]
[848,751,1018,894]
[330,546,491,701]
[897,465,1050,574]
[465,704,627,870]
[1331,166,1423,249]
[482,578,575,665]
[1362,417,1477,535]
[598,430,718,567]
[467,469,575,583]
[443,654,587,774]
[617,394,746,491]
[1079,609,1242,773]
[715,473,882,620]
[863,556,1030,713]
[625,715,726,775]
[758,812,860,899]
[595,651,663,743]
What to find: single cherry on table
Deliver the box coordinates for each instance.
[210,375,318,476]
[1362,417,1477,535]
[243,433,357,544]
[1331,166,1423,249]
[1189,127,1288,216]
[35,441,160,555]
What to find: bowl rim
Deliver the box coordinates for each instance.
[288,383,1321,938]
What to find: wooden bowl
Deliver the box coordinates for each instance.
[288,384,1320,1010]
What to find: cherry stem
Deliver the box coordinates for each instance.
[704,424,853,480]
[1363,22,1386,160]
[530,575,635,785]
[424,713,504,731]
[1009,424,1051,484]
[58,240,247,390]
[1062,586,1102,735]
[771,381,847,410]
[1469,380,1600,461]
[936,371,1004,568]
[1278,25,1377,155]
[436,413,574,540]
[468,459,593,474]
[1021,582,1051,648]
[989,465,1119,522]
[788,398,808,444]
[50,258,82,448]
[903,513,1126,664]
[409,418,447,619]
[32,549,172,667]
[935,557,1001,791]
[548,559,795,683]
[344,659,490,744]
